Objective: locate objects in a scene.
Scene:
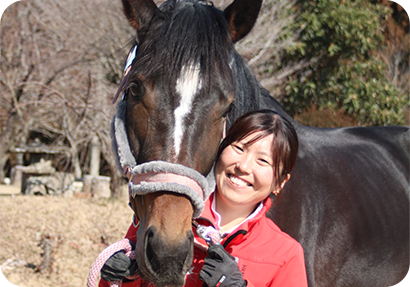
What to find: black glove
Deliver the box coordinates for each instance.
[101,251,138,282]
[199,245,247,287]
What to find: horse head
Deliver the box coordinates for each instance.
[112,0,262,285]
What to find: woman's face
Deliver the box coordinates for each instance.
[215,132,277,210]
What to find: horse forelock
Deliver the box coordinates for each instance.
[130,0,234,95]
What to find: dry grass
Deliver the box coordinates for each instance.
[0,192,133,287]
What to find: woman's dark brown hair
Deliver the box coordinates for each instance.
[218,109,299,190]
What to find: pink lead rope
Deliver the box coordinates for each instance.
[87,238,137,287]
[87,224,221,287]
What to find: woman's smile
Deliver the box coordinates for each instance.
[228,173,252,187]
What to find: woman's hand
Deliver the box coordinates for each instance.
[199,245,247,287]
[100,251,138,282]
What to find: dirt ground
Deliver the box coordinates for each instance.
[0,185,133,287]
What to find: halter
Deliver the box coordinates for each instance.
[110,44,215,218]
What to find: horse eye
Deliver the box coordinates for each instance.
[127,82,144,100]
[223,102,234,118]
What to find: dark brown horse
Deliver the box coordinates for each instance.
[112,0,409,286]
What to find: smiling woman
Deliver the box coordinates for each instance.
[214,109,298,233]
[99,110,307,287]
[217,134,277,209]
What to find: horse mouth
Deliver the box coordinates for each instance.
[137,226,193,287]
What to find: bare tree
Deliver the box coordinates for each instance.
[215,0,303,98]
[380,16,410,100]
[0,0,132,188]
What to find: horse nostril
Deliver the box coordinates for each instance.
[145,227,161,275]
[183,231,194,267]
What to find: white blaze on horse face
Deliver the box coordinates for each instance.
[174,64,202,157]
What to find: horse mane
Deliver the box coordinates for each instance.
[132,0,234,97]
[226,51,262,129]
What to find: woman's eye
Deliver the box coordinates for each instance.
[258,158,272,166]
[233,144,244,152]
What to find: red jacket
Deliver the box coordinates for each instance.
[99,194,308,287]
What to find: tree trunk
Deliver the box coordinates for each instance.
[0,154,7,184]
[71,146,82,180]
[89,135,101,177]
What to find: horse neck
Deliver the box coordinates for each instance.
[228,51,298,127]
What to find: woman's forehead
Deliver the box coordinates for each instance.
[238,131,275,146]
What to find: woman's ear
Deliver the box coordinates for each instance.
[281,174,291,188]
[272,174,290,195]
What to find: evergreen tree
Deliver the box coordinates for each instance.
[277,0,408,126]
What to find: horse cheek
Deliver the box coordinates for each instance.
[195,121,224,175]
[126,103,149,161]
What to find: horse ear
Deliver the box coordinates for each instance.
[121,0,158,32]
[223,0,262,43]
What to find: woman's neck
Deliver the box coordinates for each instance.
[214,193,257,233]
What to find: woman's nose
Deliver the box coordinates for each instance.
[236,155,253,174]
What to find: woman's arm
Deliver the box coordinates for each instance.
[269,244,308,287]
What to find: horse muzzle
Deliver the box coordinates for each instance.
[136,223,194,287]
[126,161,212,286]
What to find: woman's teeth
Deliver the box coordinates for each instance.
[229,175,250,187]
